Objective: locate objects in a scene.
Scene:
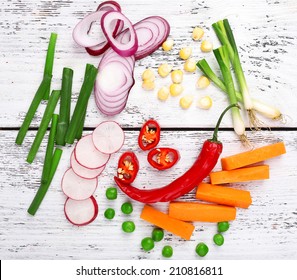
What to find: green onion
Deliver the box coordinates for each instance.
[27,148,63,216]
[15,75,51,145]
[41,114,58,185]
[64,64,98,144]
[27,90,60,163]
[56,67,73,146]
[75,108,87,140]
[43,33,58,100]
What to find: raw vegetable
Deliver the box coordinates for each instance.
[122,221,136,233]
[170,84,184,97]
[158,63,172,77]
[141,237,155,251]
[221,142,286,170]
[74,134,110,169]
[64,196,98,226]
[213,233,224,246]
[179,47,192,60]
[104,208,115,220]
[200,40,213,52]
[140,205,195,240]
[183,58,197,72]
[61,168,98,201]
[218,221,230,232]
[56,67,73,146]
[196,183,252,209]
[179,95,194,109]
[162,246,173,258]
[92,121,125,154]
[210,165,270,184]
[169,202,236,222]
[171,69,183,84]
[138,119,161,151]
[147,148,180,171]
[152,228,164,242]
[121,202,133,215]
[195,243,209,257]
[115,104,237,203]
[192,27,204,41]
[157,86,170,101]
[117,151,139,184]
[196,76,210,89]
[27,90,60,163]
[106,187,117,200]
[162,39,174,51]
[27,148,63,216]
[197,96,213,110]
[65,64,98,144]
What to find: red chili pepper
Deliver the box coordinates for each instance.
[147,148,180,170]
[117,151,139,184]
[138,119,161,151]
[114,104,238,203]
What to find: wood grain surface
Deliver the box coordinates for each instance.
[0,0,297,260]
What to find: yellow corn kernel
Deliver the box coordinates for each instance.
[171,69,183,84]
[142,80,155,91]
[196,75,210,89]
[184,58,197,73]
[142,68,155,82]
[158,63,173,78]
[197,96,213,109]
[192,27,204,41]
[162,39,174,51]
[200,40,213,52]
[179,47,192,60]
[169,83,184,97]
[157,86,170,101]
[179,95,194,109]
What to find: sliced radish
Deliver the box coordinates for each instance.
[71,151,105,179]
[75,134,110,169]
[64,196,98,226]
[92,121,125,154]
[61,168,98,200]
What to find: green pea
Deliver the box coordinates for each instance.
[213,233,224,246]
[195,242,209,257]
[106,187,117,200]
[122,221,135,233]
[121,202,133,215]
[104,208,115,220]
[218,221,230,233]
[152,228,164,242]
[162,245,173,258]
[141,237,155,251]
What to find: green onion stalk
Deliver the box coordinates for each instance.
[213,46,249,145]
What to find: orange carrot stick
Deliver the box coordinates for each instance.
[169,202,236,222]
[196,183,252,208]
[140,205,195,240]
[221,142,286,170]
[210,165,269,184]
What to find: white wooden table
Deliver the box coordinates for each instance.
[1,0,297,260]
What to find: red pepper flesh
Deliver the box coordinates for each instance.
[138,119,161,151]
[117,151,139,184]
[147,147,180,170]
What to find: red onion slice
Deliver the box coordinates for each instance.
[97,1,121,12]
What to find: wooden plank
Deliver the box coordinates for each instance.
[0,130,296,260]
[0,0,296,128]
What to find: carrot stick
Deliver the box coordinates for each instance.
[210,165,269,184]
[221,142,286,170]
[140,205,195,240]
[169,202,236,222]
[196,183,252,208]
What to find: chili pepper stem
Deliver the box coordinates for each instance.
[211,103,240,142]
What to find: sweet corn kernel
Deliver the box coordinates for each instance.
[171,69,183,84]
[200,40,213,52]
[184,58,197,72]
[197,96,213,109]
[158,63,173,78]
[142,80,155,91]
[179,47,192,60]
[179,95,194,109]
[157,86,170,101]
[162,39,174,51]
[192,27,204,41]
[170,83,184,97]
[142,68,155,82]
[196,75,210,89]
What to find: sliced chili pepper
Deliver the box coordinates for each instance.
[114,104,239,203]
[148,148,179,170]
[138,119,161,151]
[117,151,139,184]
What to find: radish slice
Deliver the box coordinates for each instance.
[71,151,105,179]
[64,196,98,226]
[101,11,138,57]
[92,121,125,154]
[75,134,110,169]
[61,168,98,200]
